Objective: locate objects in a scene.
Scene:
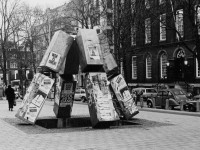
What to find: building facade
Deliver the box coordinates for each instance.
[0,45,33,85]
[125,0,200,94]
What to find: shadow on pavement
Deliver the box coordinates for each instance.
[2,116,174,134]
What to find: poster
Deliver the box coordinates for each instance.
[39,30,74,72]
[85,72,119,127]
[59,82,76,107]
[46,52,61,70]
[87,43,100,60]
[110,74,139,119]
[76,29,103,72]
[15,73,54,124]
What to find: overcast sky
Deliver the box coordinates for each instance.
[22,0,70,10]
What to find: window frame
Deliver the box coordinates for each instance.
[146,55,152,79]
[176,9,184,38]
[131,25,136,46]
[132,56,137,79]
[160,53,167,79]
[195,5,200,35]
[196,58,200,78]
[120,60,124,77]
[10,62,17,69]
[145,18,151,44]
[160,13,166,41]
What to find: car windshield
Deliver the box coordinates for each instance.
[173,90,185,95]
[146,89,156,93]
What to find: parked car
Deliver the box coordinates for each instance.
[147,88,188,109]
[14,90,23,99]
[74,88,87,102]
[183,95,200,112]
[132,87,157,101]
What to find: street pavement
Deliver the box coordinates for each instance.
[0,98,200,150]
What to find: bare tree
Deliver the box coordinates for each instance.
[66,0,107,29]
[0,0,21,86]
[19,4,45,73]
[111,0,140,80]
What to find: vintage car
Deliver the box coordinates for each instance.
[147,88,188,109]
[183,95,200,112]
[132,87,157,101]
[74,88,87,102]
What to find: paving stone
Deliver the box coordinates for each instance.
[0,99,200,149]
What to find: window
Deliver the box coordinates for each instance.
[132,56,137,79]
[120,60,124,77]
[131,25,136,46]
[160,14,166,41]
[176,9,184,38]
[159,0,165,5]
[160,53,167,78]
[145,0,150,9]
[146,89,157,93]
[196,59,200,78]
[10,62,17,68]
[195,5,200,35]
[146,55,152,78]
[145,18,151,43]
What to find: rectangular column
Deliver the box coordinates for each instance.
[53,75,76,118]
[85,72,119,128]
[110,74,139,120]
[15,73,54,124]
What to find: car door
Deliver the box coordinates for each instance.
[161,91,168,106]
[155,91,162,106]
[167,91,175,105]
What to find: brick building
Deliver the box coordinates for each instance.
[125,0,200,94]
[0,46,34,85]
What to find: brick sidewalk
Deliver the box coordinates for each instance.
[0,99,200,150]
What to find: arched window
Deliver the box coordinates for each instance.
[160,53,167,78]
[146,55,152,78]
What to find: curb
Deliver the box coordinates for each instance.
[139,107,200,117]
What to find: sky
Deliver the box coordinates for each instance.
[22,0,70,10]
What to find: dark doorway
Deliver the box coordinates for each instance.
[174,57,184,81]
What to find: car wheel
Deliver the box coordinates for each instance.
[168,106,174,110]
[183,105,187,111]
[189,105,196,112]
[147,102,153,108]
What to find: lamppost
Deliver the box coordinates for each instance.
[166,61,170,83]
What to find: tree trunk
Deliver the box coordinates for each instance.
[2,46,7,86]
[30,40,37,73]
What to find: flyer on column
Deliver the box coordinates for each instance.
[15,73,54,124]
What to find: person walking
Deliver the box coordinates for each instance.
[5,85,15,111]
[136,90,143,106]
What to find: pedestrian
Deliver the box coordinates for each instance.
[136,90,143,106]
[132,91,136,102]
[5,85,15,111]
